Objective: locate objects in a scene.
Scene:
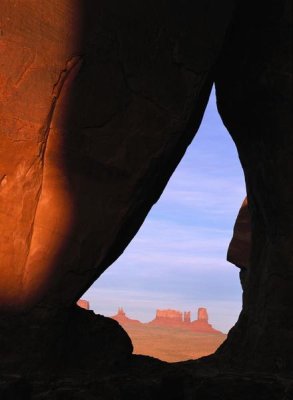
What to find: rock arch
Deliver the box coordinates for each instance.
[0,0,292,396]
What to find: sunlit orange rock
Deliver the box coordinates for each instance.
[183,311,191,323]
[197,307,208,321]
[76,299,90,310]
[0,0,234,313]
[147,307,222,334]
[149,309,183,327]
[0,0,83,311]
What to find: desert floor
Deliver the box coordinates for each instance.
[122,324,226,362]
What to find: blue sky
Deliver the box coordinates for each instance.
[84,87,246,333]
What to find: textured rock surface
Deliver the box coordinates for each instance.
[0,0,235,311]
[0,0,84,311]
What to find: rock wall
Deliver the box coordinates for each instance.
[0,0,235,312]
[0,305,133,375]
[215,0,293,372]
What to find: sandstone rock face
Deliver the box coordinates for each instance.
[0,1,84,311]
[0,0,235,311]
[153,309,183,325]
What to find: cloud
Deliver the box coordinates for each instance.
[153,166,245,223]
[110,218,234,275]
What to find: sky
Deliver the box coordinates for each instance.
[84,86,246,333]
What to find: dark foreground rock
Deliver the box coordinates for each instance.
[1,358,293,400]
[0,306,132,376]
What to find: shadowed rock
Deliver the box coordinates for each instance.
[227,197,251,287]
[214,0,293,372]
[227,197,251,270]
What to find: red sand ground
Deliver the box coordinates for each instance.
[121,323,226,362]
[76,303,227,362]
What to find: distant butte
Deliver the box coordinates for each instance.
[111,307,142,326]
[189,308,222,334]
[110,306,223,334]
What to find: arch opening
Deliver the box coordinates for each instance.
[81,87,246,362]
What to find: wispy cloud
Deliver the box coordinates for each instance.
[110,218,234,274]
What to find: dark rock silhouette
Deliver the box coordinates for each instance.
[227,197,251,288]
[0,0,292,398]
[214,0,293,372]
